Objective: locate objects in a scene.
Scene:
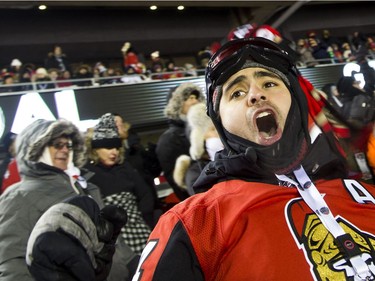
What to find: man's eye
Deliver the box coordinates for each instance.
[230,90,245,99]
[264,81,277,88]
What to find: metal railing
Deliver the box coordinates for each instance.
[1,53,374,95]
[0,69,203,96]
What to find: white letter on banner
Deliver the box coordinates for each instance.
[54,90,80,122]
[11,92,56,134]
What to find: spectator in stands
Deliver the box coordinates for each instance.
[351,31,369,62]
[0,73,20,93]
[295,38,318,67]
[114,114,161,190]
[336,76,373,126]
[74,64,93,87]
[33,67,55,90]
[18,63,34,91]
[321,29,341,48]
[156,82,205,200]
[342,42,354,61]
[47,68,60,84]
[113,113,162,222]
[134,37,375,281]
[149,51,165,79]
[184,63,198,77]
[44,45,71,73]
[335,76,374,182]
[163,59,183,79]
[307,31,331,64]
[321,83,343,113]
[121,42,142,74]
[121,66,146,84]
[330,43,344,63]
[84,113,154,254]
[9,58,22,83]
[367,36,375,57]
[100,67,123,85]
[196,48,212,75]
[26,195,132,281]
[56,69,73,87]
[173,102,223,195]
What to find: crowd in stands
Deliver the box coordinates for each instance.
[0,42,210,94]
[294,29,375,67]
[1,29,374,94]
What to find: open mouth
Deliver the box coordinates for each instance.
[255,110,282,145]
[256,111,278,139]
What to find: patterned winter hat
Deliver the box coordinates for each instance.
[91,113,122,149]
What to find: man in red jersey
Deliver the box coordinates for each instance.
[132,38,375,281]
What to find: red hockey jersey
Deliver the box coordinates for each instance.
[133,178,375,281]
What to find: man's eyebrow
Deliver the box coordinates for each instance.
[224,69,283,94]
[224,75,247,93]
[253,70,282,80]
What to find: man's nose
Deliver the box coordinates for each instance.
[247,86,266,105]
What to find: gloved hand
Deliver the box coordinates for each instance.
[94,205,128,281]
[27,195,127,281]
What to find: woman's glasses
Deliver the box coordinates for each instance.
[49,140,73,150]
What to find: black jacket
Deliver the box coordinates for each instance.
[156,119,190,200]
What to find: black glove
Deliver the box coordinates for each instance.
[27,196,127,281]
[94,205,128,281]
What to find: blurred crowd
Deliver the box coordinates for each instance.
[0,43,211,93]
[1,28,374,94]
[294,29,375,67]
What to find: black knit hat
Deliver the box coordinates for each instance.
[91,113,122,149]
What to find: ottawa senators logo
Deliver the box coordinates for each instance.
[286,199,375,280]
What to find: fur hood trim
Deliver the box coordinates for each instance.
[16,119,86,171]
[173,155,191,189]
[164,82,205,120]
[187,103,212,160]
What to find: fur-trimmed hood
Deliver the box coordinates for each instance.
[187,102,212,160]
[16,119,86,175]
[173,102,222,191]
[164,82,205,120]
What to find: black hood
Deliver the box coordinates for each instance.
[205,37,311,175]
[193,133,347,193]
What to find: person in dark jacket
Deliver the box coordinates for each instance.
[173,102,223,196]
[133,38,375,280]
[84,113,154,255]
[155,82,205,200]
[44,45,72,73]
[26,195,128,281]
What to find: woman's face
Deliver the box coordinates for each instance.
[181,94,199,115]
[95,147,120,166]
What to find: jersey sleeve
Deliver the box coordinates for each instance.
[132,211,204,281]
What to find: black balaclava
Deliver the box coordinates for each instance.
[205,37,310,174]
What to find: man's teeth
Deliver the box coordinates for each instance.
[257,112,271,118]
